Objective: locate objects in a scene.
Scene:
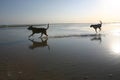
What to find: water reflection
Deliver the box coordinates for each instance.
[49,33,103,43]
[29,38,50,50]
[90,34,102,43]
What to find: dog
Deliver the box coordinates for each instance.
[28,24,49,38]
[90,21,102,33]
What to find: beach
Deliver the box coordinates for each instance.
[0,23,120,80]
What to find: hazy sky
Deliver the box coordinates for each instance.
[0,0,120,24]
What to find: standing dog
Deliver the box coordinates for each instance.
[28,24,49,38]
[90,21,102,33]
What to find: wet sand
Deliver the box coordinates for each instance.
[0,23,120,80]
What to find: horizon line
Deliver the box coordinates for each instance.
[0,22,120,27]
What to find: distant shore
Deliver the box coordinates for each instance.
[0,22,120,28]
[0,24,48,28]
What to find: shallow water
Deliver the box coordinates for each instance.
[0,23,120,80]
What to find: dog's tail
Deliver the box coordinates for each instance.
[46,24,49,30]
[99,21,102,24]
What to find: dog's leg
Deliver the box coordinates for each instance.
[29,33,34,38]
[44,32,48,37]
[28,38,34,43]
[39,33,43,38]
[99,27,101,32]
[40,38,43,42]
[95,28,97,33]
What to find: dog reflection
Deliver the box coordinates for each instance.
[29,38,50,50]
[90,34,102,43]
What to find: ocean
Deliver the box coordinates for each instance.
[0,23,120,80]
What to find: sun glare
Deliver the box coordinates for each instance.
[111,43,120,54]
[110,36,120,54]
[112,30,120,36]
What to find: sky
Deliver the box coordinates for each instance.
[0,0,120,24]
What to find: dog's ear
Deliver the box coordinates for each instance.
[90,25,92,27]
[30,25,33,27]
[99,21,102,24]
[28,25,32,30]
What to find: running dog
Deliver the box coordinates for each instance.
[90,21,102,33]
[28,24,49,38]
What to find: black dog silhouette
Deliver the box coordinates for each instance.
[28,24,49,38]
[90,21,102,33]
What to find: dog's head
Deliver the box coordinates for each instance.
[27,26,33,30]
[90,25,93,28]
